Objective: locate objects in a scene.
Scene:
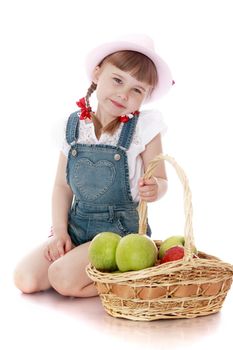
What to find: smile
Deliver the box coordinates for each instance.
[110,99,126,108]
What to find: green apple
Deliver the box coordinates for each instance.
[115,234,158,272]
[159,235,185,259]
[88,232,121,272]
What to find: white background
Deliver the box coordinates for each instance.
[0,0,233,349]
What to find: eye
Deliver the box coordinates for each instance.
[134,88,142,94]
[113,77,122,84]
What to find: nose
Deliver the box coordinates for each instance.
[117,87,129,101]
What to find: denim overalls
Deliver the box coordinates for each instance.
[66,110,151,246]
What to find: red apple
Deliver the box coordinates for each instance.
[160,246,184,263]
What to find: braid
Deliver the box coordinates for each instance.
[85,82,97,109]
[84,81,121,138]
[85,81,102,138]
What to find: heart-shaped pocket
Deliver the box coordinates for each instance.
[72,158,116,201]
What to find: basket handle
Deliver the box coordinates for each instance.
[137,153,195,261]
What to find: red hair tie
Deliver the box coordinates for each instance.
[119,110,140,123]
[76,98,92,120]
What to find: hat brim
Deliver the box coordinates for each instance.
[85,40,173,103]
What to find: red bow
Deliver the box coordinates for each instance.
[119,110,140,123]
[76,98,92,120]
[119,115,130,123]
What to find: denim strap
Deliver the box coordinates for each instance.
[117,114,139,150]
[66,111,80,145]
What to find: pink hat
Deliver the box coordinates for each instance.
[85,34,174,103]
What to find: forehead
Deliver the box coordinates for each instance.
[102,63,151,89]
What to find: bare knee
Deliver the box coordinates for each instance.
[48,261,72,296]
[14,266,40,294]
[48,261,85,297]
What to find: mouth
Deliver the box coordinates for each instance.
[110,99,126,108]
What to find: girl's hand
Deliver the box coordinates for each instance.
[44,231,72,262]
[138,176,159,203]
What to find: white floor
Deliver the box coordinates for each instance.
[2,269,233,350]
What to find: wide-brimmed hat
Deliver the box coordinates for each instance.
[85,34,174,103]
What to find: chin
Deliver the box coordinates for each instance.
[106,101,123,115]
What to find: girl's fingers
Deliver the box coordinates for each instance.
[57,241,65,257]
[139,185,158,201]
[139,178,158,194]
[139,185,157,193]
[45,236,72,261]
[140,192,156,198]
[138,177,144,187]
[139,177,157,186]
[44,246,51,262]
[65,238,72,253]
[48,250,54,261]
[139,184,158,196]
[49,248,58,261]
[140,194,157,202]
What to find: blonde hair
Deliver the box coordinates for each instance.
[85,51,158,138]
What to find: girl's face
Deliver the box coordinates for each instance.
[93,63,152,117]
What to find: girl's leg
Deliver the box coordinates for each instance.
[48,241,98,298]
[14,241,54,293]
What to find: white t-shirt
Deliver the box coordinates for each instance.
[61,109,168,202]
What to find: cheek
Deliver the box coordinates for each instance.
[130,95,144,109]
[96,84,106,100]
[138,94,148,107]
[95,87,101,102]
[97,81,113,99]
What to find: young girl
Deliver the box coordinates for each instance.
[14,34,173,297]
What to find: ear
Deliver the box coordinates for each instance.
[92,66,101,84]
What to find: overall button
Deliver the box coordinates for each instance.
[114,153,121,161]
[71,149,77,157]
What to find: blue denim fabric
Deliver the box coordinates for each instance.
[66,111,152,246]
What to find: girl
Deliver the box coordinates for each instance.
[14,34,174,297]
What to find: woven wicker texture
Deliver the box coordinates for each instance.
[86,154,233,321]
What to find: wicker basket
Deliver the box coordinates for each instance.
[86,154,233,321]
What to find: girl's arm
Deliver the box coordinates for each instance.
[51,152,73,236]
[139,133,168,202]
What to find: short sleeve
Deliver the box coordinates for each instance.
[49,116,70,157]
[137,109,168,148]
[61,118,70,157]
[50,117,70,157]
